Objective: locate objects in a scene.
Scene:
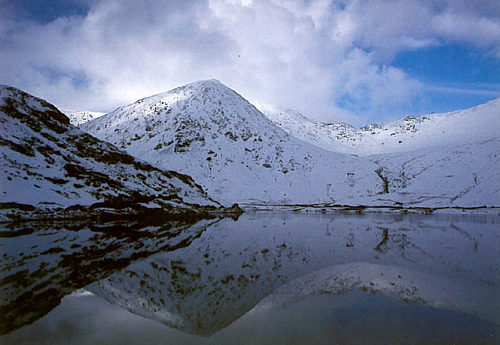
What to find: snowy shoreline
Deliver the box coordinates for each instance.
[2,202,498,224]
[240,203,500,215]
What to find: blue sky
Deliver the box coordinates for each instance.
[5,0,92,24]
[392,44,500,113]
[1,0,499,126]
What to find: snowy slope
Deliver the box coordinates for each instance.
[260,103,500,209]
[0,85,224,221]
[259,104,363,155]
[366,138,500,208]
[259,101,500,155]
[62,110,106,126]
[81,80,381,206]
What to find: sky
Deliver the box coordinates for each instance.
[1,0,499,126]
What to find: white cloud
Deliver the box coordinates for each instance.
[433,13,500,55]
[336,49,423,121]
[427,83,500,97]
[0,0,499,125]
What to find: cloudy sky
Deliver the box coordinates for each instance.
[1,0,499,126]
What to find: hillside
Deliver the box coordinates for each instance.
[365,138,500,208]
[0,85,227,222]
[260,101,500,209]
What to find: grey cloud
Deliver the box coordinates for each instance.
[0,0,498,123]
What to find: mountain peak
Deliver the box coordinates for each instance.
[193,79,224,87]
[81,79,500,209]
[81,80,381,205]
[82,78,280,154]
[0,84,225,221]
[142,79,229,103]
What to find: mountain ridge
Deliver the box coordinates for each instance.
[259,98,500,155]
[0,84,237,222]
[62,110,106,126]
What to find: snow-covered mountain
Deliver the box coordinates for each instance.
[0,85,228,221]
[62,110,106,126]
[81,80,381,206]
[259,100,500,155]
[80,80,499,210]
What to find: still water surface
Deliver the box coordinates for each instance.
[1,212,499,344]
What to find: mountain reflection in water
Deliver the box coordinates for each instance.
[0,217,217,335]
[1,213,499,343]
